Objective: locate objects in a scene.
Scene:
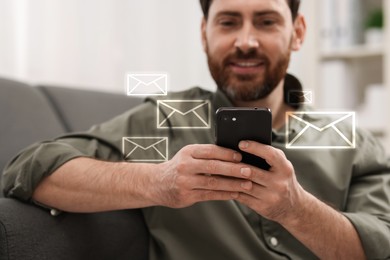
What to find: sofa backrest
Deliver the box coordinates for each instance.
[37,85,143,132]
[0,78,66,174]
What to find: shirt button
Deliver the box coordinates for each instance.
[50,209,60,216]
[270,237,279,247]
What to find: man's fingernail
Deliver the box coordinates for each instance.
[241,181,252,190]
[239,141,249,149]
[233,152,241,161]
[240,168,251,178]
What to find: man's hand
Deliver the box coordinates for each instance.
[152,144,254,208]
[234,140,306,223]
[235,140,366,259]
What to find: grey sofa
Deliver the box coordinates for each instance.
[0,78,149,259]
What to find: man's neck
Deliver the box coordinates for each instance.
[232,81,291,130]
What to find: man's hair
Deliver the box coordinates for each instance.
[199,0,301,21]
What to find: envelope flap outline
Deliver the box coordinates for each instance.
[122,137,168,161]
[123,137,166,150]
[291,91,311,97]
[158,100,209,115]
[288,91,312,103]
[302,92,312,100]
[288,113,353,132]
[157,100,211,129]
[128,74,166,86]
[286,112,356,149]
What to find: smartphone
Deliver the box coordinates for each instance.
[215,107,272,170]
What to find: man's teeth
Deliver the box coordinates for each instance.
[236,62,261,67]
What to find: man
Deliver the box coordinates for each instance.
[2,0,390,259]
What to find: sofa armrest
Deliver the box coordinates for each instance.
[0,198,149,260]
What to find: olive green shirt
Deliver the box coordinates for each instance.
[2,76,390,259]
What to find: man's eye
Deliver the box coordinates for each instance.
[259,19,276,27]
[219,20,237,27]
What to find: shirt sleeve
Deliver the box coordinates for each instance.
[1,101,156,202]
[1,134,122,201]
[343,129,390,259]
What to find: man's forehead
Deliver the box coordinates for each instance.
[209,0,290,17]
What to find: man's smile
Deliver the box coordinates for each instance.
[229,59,266,74]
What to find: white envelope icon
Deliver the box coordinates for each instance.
[122,137,168,162]
[126,73,167,96]
[286,112,356,149]
[157,100,211,129]
[288,90,313,105]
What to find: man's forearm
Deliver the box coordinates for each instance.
[32,144,247,213]
[281,191,366,260]
[33,157,159,212]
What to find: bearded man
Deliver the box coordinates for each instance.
[3,0,390,259]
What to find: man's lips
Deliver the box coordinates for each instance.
[228,60,266,74]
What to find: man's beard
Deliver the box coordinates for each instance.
[206,44,291,102]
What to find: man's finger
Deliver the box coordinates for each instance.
[240,166,269,187]
[238,141,288,169]
[191,174,252,192]
[194,159,255,180]
[191,144,242,162]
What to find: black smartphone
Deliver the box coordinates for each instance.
[215,107,272,170]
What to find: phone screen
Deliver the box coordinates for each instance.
[215,107,272,170]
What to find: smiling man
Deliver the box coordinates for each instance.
[2,0,390,259]
[203,0,302,131]
[204,0,293,102]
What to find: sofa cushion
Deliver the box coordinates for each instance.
[0,79,66,174]
[0,198,149,260]
[38,86,143,132]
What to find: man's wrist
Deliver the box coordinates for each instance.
[277,187,315,228]
[142,162,165,207]
[118,161,162,208]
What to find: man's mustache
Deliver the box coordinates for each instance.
[223,49,270,66]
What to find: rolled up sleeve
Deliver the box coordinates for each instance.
[344,129,390,259]
[1,135,121,201]
[1,103,153,203]
[344,212,390,259]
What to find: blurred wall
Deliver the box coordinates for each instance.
[0,0,311,94]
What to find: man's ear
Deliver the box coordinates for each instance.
[201,18,207,52]
[291,14,306,51]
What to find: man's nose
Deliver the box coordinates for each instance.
[234,28,259,53]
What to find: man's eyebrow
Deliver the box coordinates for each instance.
[214,11,241,18]
[214,10,282,19]
[253,10,283,17]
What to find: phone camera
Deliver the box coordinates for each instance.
[223,116,229,121]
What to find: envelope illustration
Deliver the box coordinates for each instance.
[288,90,313,105]
[286,112,355,149]
[157,100,211,129]
[122,137,168,162]
[126,73,167,96]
